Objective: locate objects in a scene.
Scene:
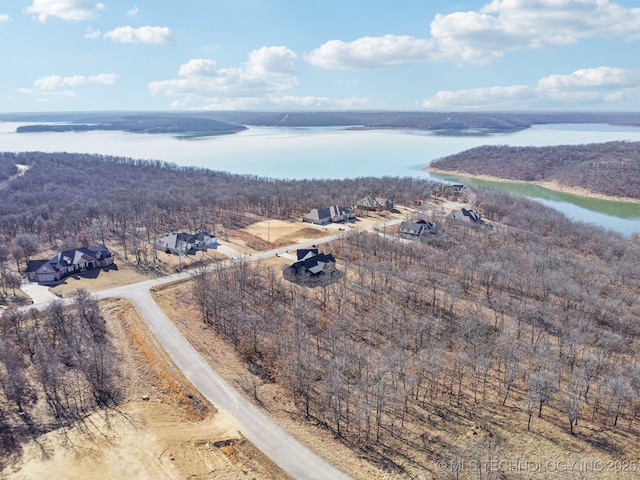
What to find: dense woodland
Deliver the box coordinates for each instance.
[430,141,640,200]
[0,290,121,462]
[190,191,640,473]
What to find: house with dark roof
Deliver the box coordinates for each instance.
[399,219,441,237]
[25,245,114,284]
[283,248,337,282]
[303,205,355,225]
[356,196,394,211]
[447,208,486,226]
[156,229,216,255]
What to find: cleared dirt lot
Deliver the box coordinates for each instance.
[1,299,288,480]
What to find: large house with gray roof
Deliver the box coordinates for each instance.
[355,196,394,212]
[399,219,441,237]
[156,229,216,255]
[25,245,114,284]
[303,205,355,225]
[283,248,336,282]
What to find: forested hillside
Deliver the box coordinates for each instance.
[186,189,640,476]
[0,152,435,238]
[430,141,640,199]
[5,110,640,132]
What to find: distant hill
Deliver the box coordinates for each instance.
[430,141,640,200]
[5,110,640,135]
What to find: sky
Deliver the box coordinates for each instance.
[2,0,640,112]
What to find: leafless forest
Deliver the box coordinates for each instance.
[192,189,640,471]
[0,151,434,294]
[1,151,640,474]
[430,141,640,199]
[0,290,121,460]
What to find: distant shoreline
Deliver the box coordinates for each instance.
[426,166,640,205]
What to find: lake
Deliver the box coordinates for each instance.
[1,121,640,235]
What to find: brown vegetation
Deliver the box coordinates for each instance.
[0,295,288,479]
[179,192,640,478]
[430,141,640,200]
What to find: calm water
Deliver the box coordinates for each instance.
[1,121,640,234]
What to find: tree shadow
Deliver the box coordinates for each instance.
[285,269,345,288]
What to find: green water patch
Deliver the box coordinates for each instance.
[430,172,640,220]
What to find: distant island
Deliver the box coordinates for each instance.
[428,141,640,201]
[14,114,247,137]
[5,110,640,136]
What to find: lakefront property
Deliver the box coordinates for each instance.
[25,245,114,284]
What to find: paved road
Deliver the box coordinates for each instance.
[28,217,411,479]
[96,233,363,479]
[123,288,352,480]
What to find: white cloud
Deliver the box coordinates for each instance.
[422,66,640,109]
[84,26,100,39]
[178,59,219,77]
[306,35,434,70]
[537,66,640,90]
[535,66,640,104]
[25,0,104,22]
[149,47,299,99]
[422,85,535,109]
[20,73,118,96]
[430,0,640,64]
[127,6,138,17]
[151,46,366,110]
[103,26,173,45]
[172,95,369,111]
[0,14,12,22]
[308,1,640,69]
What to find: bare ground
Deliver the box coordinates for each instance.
[1,298,288,480]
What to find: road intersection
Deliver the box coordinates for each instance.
[26,215,412,479]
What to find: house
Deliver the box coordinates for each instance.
[156,229,216,255]
[283,248,337,282]
[303,205,355,225]
[25,245,114,284]
[435,183,466,200]
[399,219,441,237]
[356,196,394,211]
[447,208,485,226]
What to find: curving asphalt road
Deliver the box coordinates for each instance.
[28,218,409,479]
[123,288,352,480]
[100,235,359,479]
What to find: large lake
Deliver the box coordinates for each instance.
[1,121,640,235]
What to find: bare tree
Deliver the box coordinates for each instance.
[527,369,558,419]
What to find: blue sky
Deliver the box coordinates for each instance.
[2,0,640,112]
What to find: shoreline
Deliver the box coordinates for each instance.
[426,166,640,205]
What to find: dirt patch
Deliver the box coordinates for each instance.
[244,219,328,246]
[1,299,288,480]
